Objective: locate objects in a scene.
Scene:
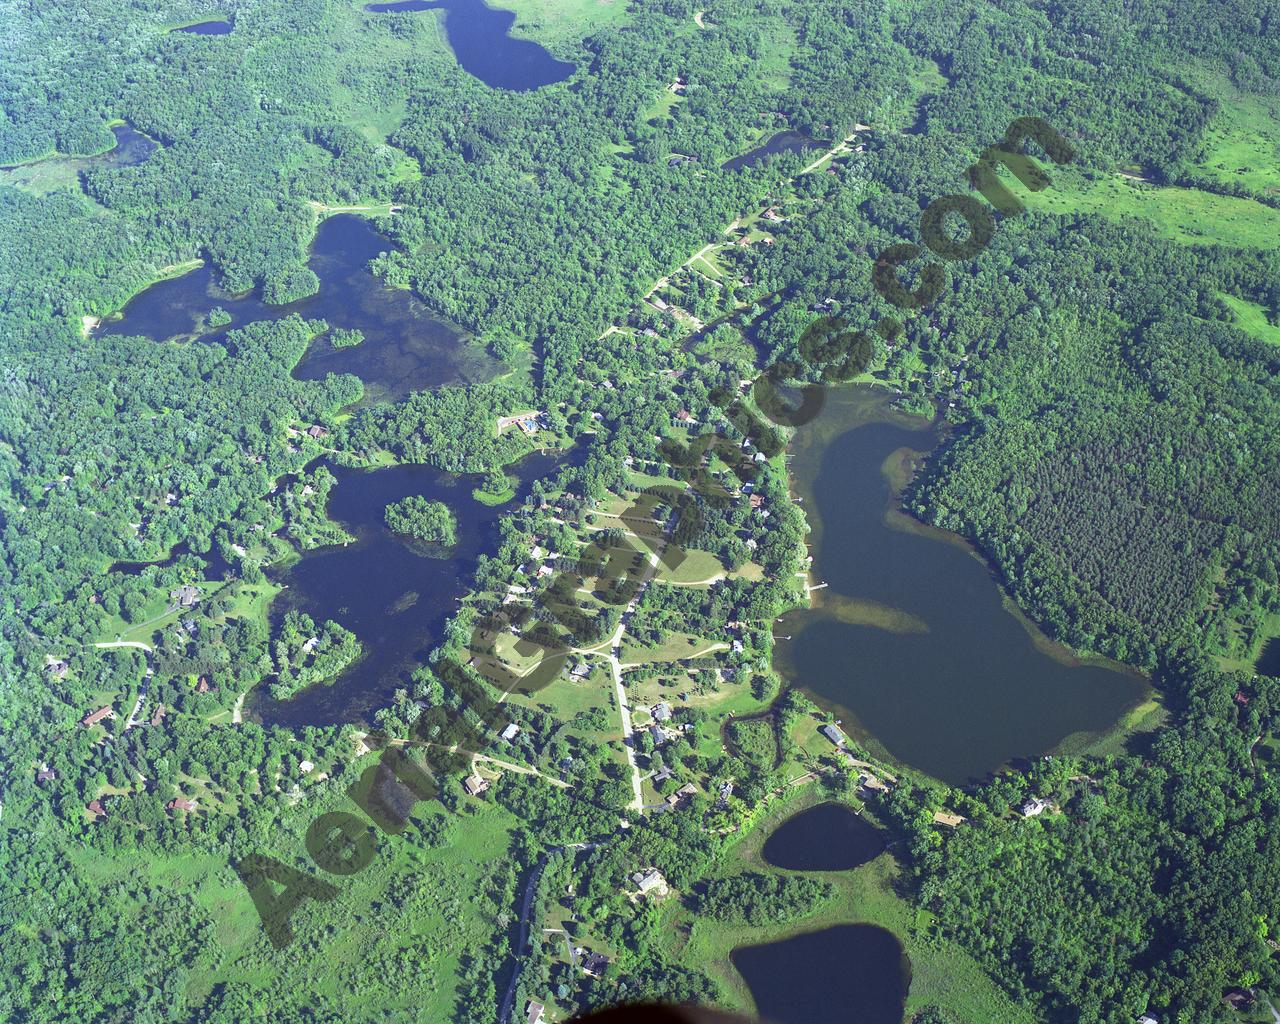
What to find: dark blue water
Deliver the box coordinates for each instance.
[253,447,572,728]
[2,124,157,173]
[733,925,909,1024]
[100,215,500,404]
[364,0,574,91]
[775,387,1148,785]
[174,20,233,34]
[722,130,825,171]
[762,802,884,871]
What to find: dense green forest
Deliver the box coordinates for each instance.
[4,0,1280,1021]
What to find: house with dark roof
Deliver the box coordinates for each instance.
[579,950,610,978]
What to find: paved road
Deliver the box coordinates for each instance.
[497,841,602,1024]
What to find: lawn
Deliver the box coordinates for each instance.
[656,785,1039,1024]
[619,632,725,666]
[1019,168,1280,250]
[656,547,726,585]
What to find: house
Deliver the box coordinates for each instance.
[1137,1015,1159,1024]
[170,584,201,608]
[81,705,115,729]
[569,663,592,680]
[463,773,490,797]
[500,723,521,742]
[649,723,666,746]
[1020,797,1051,817]
[665,782,697,808]
[167,797,197,813]
[196,676,211,694]
[650,701,672,722]
[36,767,57,784]
[302,636,320,654]
[652,765,674,785]
[46,659,70,680]
[307,425,328,438]
[150,704,166,726]
[86,799,106,821]
[820,723,845,748]
[717,780,734,803]
[1222,989,1254,1011]
[731,639,745,653]
[299,759,315,774]
[580,950,610,978]
[630,868,669,895]
[526,1000,545,1024]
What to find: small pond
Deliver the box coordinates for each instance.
[1,123,158,174]
[761,802,884,871]
[173,19,233,34]
[100,214,501,404]
[722,130,826,172]
[732,924,909,1024]
[364,0,575,91]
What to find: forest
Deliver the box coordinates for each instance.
[3,0,1280,1021]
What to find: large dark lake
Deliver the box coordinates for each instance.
[251,448,567,728]
[732,924,909,1024]
[761,802,884,871]
[101,214,500,404]
[364,0,574,91]
[774,387,1148,785]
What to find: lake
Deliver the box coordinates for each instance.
[100,214,501,404]
[774,386,1149,785]
[250,448,569,728]
[732,924,909,1024]
[722,131,825,172]
[364,0,575,91]
[761,802,884,871]
[173,19,233,34]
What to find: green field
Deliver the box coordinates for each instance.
[66,790,522,1017]
[1021,169,1280,250]
[1189,74,1280,201]
[1220,292,1280,345]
